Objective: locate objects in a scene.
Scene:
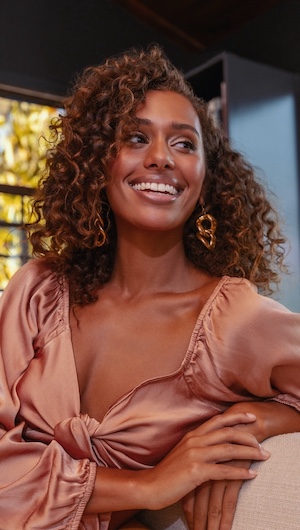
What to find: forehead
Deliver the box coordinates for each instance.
[136,90,201,132]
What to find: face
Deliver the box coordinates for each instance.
[106,90,206,235]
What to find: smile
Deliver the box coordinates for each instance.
[130,182,179,195]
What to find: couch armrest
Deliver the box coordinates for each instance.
[139,433,300,530]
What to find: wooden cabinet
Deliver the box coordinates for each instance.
[186,52,300,312]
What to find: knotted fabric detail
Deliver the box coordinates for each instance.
[54,414,102,463]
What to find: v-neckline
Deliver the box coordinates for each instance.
[64,275,229,424]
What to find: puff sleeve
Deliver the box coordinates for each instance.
[200,277,300,407]
[186,277,300,411]
[0,260,96,529]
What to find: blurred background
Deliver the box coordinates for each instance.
[0,0,299,310]
[1,0,300,95]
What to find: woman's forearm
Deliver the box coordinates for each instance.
[84,467,150,514]
[225,401,300,441]
[84,411,272,518]
[84,403,295,517]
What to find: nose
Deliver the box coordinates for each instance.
[144,138,175,170]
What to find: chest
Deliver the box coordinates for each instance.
[70,291,206,423]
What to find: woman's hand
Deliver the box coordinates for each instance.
[182,459,250,530]
[86,409,270,517]
[143,410,269,512]
[181,400,300,529]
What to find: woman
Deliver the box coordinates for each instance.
[0,45,300,530]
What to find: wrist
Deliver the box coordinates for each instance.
[225,401,300,442]
[136,468,161,511]
[85,467,153,514]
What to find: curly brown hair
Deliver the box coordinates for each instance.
[28,44,287,305]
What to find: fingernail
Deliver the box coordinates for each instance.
[249,469,258,476]
[259,447,271,457]
[245,413,256,420]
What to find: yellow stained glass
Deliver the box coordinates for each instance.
[0,193,32,224]
[0,256,23,290]
[0,97,60,187]
[0,225,29,256]
[0,94,61,292]
[0,225,31,291]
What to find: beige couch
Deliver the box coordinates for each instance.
[139,433,300,530]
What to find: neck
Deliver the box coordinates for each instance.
[110,229,198,296]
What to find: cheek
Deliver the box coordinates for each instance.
[107,150,135,182]
[105,159,129,212]
[190,161,206,193]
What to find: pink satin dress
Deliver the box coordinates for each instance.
[0,259,300,529]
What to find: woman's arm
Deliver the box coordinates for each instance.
[84,411,269,516]
[182,401,300,530]
[0,263,97,529]
[182,282,300,530]
[224,400,300,441]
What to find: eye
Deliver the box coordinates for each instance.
[128,132,148,145]
[173,139,196,152]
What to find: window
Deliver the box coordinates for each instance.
[0,87,63,293]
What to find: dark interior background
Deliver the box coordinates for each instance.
[0,0,299,98]
[0,0,299,309]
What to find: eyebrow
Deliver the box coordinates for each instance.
[136,118,200,138]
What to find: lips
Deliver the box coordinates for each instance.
[130,181,180,196]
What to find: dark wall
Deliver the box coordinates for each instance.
[0,0,299,97]
[0,0,199,96]
[199,0,300,76]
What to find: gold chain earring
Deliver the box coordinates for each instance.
[195,208,217,250]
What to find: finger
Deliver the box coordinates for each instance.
[182,490,196,530]
[206,481,225,530]
[219,479,243,530]
[193,482,211,530]
[199,461,258,485]
[210,442,270,464]
[193,412,257,437]
[177,413,258,452]
[191,426,261,450]
[188,439,270,474]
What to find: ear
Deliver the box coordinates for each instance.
[198,193,205,207]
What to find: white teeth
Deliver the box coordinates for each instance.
[131,182,179,195]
